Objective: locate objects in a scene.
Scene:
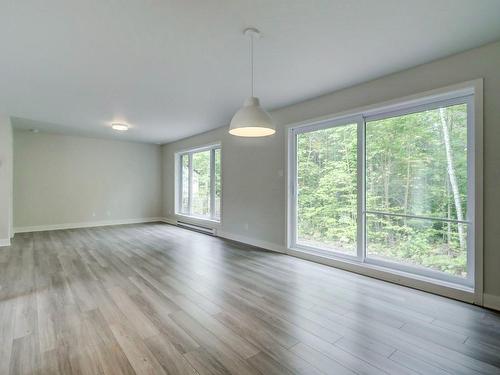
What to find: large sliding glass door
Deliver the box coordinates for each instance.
[364,101,471,281]
[290,91,475,288]
[294,118,361,258]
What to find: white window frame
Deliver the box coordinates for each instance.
[290,115,364,262]
[175,143,221,222]
[287,80,483,303]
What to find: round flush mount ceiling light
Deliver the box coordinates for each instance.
[111,123,129,131]
[229,27,275,137]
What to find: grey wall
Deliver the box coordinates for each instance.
[162,126,286,250]
[0,115,13,243]
[162,41,500,299]
[14,131,162,229]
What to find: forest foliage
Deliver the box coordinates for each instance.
[297,104,468,277]
[181,149,221,219]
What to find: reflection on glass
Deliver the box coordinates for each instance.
[192,151,211,217]
[365,104,468,277]
[366,104,468,220]
[366,213,468,278]
[215,148,221,219]
[181,154,189,213]
[296,123,357,255]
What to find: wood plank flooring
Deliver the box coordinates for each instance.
[1,222,500,374]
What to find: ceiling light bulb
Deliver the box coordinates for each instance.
[111,123,129,131]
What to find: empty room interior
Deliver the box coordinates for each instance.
[2,1,500,374]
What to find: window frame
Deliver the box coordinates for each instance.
[175,143,221,223]
[291,115,364,262]
[287,81,482,299]
[362,95,474,287]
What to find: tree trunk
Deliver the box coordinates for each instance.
[439,108,465,251]
[384,155,391,210]
[446,177,452,255]
[343,131,351,175]
[403,148,411,225]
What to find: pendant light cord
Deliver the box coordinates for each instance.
[249,31,254,97]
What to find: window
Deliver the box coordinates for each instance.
[296,122,358,256]
[365,103,469,278]
[290,89,476,288]
[177,144,221,221]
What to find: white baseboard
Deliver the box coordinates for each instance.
[0,238,11,247]
[217,230,287,254]
[159,217,286,254]
[159,217,177,225]
[14,217,164,234]
[484,293,500,312]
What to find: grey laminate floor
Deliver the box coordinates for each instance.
[1,223,500,374]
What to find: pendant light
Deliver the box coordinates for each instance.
[229,27,275,137]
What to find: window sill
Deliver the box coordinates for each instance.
[287,246,476,303]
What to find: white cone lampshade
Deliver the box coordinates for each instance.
[229,97,275,137]
[229,27,275,137]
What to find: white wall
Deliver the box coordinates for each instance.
[14,131,162,230]
[162,41,500,303]
[0,115,13,245]
[162,126,286,252]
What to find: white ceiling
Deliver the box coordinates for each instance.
[2,0,500,144]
